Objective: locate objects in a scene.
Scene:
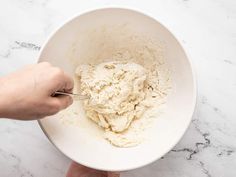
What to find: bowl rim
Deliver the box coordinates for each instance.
[37,6,197,171]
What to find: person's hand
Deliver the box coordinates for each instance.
[66,162,120,177]
[0,62,73,120]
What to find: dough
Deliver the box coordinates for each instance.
[76,61,148,133]
[75,60,170,147]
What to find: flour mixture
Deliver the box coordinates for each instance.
[75,60,170,147]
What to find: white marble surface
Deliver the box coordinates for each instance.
[0,0,236,176]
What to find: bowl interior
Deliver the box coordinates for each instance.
[39,8,196,171]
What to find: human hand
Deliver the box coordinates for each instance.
[66,162,120,177]
[0,62,73,120]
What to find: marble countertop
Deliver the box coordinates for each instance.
[0,0,236,176]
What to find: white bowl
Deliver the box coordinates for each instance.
[38,8,196,171]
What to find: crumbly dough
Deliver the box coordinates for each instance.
[75,60,170,147]
[76,61,148,132]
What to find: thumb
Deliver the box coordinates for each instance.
[53,95,73,110]
[107,172,120,177]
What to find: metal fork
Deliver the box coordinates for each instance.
[54,91,89,100]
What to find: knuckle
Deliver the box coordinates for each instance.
[54,68,63,75]
[65,96,73,106]
[52,68,64,78]
[50,107,60,115]
[49,102,61,114]
[53,104,61,113]
[60,96,73,109]
[35,107,50,118]
[34,112,45,119]
[39,62,51,67]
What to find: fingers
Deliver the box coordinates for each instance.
[66,162,107,177]
[37,63,74,115]
[107,172,120,177]
[48,95,73,115]
[56,95,73,109]
[48,67,74,94]
[66,162,82,177]
[62,72,74,93]
[38,61,51,67]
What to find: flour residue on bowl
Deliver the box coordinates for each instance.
[62,25,171,147]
